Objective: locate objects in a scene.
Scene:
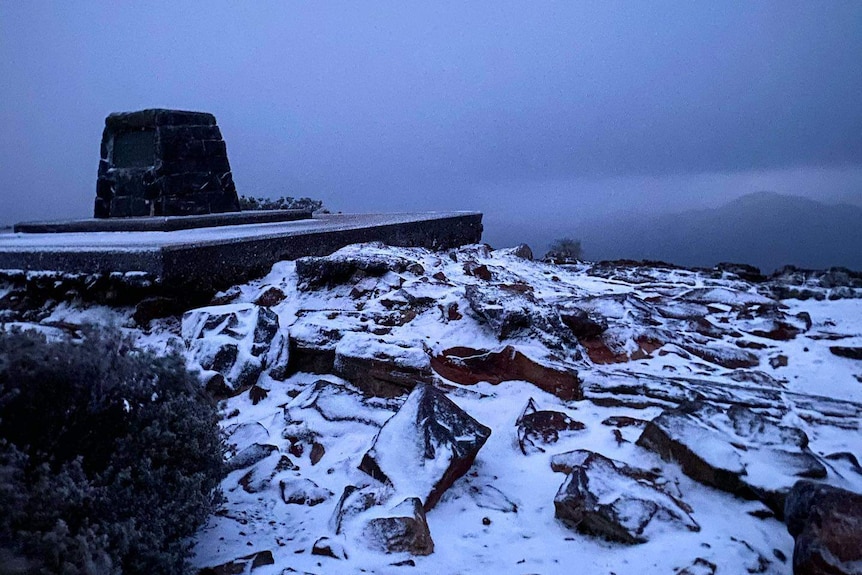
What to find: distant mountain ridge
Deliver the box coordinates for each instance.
[578,192,862,273]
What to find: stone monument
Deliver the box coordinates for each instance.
[2,107,483,301]
[95,109,241,218]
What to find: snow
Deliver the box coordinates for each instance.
[0,212,479,251]
[4,241,861,574]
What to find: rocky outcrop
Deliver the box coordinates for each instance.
[182,303,289,394]
[430,346,581,400]
[463,283,577,345]
[785,481,862,575]
[559,307,607,339]
[295,247,420,290]
[637,401,827,517]
[284,380,397,428]
[551,450,699,544]
[359,384,491,511]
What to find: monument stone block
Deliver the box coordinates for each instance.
[94,109,240,218]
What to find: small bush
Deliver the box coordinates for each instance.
[544,237,583,263]
[0,328,224,575]
[239,195,324,212]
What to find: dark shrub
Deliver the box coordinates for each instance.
[239,195,324,212]
[544,237,583,263]
[0,328,224,575]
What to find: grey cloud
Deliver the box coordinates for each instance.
[1,1,859,233]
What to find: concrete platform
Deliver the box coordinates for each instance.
[0,212,482,294]
[13,209,312,233]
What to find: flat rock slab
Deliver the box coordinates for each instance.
[14,209,311,233]
[0,212,482,295]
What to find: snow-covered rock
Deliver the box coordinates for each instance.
[295,244,421,291]
[360,497,434,555]
[333,332,434,397]
[9,242,862,574]
[637,401,827,517]
[552,450,700,544]
[279,477,332,506]
[182,303,289,394]
[464,283,577,346]
[359,383,491,511]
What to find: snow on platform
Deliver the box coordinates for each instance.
[0,212,483,293]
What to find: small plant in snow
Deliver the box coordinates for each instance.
[544,237,583,263]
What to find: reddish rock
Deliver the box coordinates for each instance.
[254,286,286,307]
[601,416,648,428]
[334,335,435,397]
[330,484,393,535]
[785,481,862,575]
[495,243,533,260]
[431,345,581,401]
[678,341,759,369]
[580,336,663,365]
[248,385,268,405]
[310,442,325,465]
[438,301,462,322]
[463,261,492,280]
[747,320,801,341]
[737,339,769,350]
[516,398,585,454]
[361,498,434,555]
[312,537,347,559]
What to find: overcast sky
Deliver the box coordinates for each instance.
[1,2,860,249]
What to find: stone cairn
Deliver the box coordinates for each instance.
[95,109,240,218]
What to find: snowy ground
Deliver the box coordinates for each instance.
[7,243,861,575]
